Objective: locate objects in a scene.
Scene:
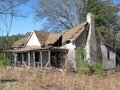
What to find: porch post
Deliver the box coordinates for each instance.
[28,52,30,67]
[4,52,6,59]
[9,53,12,61]
[22,53,24,67]
[14,52,17,67]
[48,50,51,67]
[44,49,51,68]
[40,50,43,70]
[33,51,35,67]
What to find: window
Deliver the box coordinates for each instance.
[107,50,110,60]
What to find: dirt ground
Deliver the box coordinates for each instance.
[0,67,120,90]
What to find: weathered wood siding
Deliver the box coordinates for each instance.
[101,44,116,70]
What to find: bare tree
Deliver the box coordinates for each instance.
[0,0,30,49]
[0,0,29,14]
[0,0,30,35]
[35,0,88,32]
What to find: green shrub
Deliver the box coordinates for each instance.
[75,45,105,75]
[93,61,104,75]
[0,57,10,67]
[116,64,120,72]
[76,58,91,74]
[75,45,91,74]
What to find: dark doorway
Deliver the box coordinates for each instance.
[35,52,40,62]
[51,52,63,68]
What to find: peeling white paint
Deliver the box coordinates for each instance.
[61,43,76,69]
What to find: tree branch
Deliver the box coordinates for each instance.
[59,20,70,30]
[0,2,24,14]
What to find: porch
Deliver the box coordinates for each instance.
[3,47,68,70]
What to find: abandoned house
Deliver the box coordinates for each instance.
[3,13,116,70]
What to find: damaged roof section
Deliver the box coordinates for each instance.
[12,21,88,48]
[34,30,49,47]
[12,30,62,48]
[62,22,88,45]
[34,30,62,47]
[45,32,62,46]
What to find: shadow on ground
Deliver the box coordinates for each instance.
[0,79,18,83]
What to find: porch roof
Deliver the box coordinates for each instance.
[4,46,68,53]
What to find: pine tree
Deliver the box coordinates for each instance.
[82,0,120,47]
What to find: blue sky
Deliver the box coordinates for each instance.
[9,0,44,35]
[0,0,46,36]
[10,15,45,35]
[0,0,120,36]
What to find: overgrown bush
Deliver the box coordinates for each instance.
[116,64,120,72]
[75,57,91,74]
[75,45,91,74]
[75,45,105,75]
[0,56,10,67]
[93,61,105,75]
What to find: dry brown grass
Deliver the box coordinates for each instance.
[0,67,120,90]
